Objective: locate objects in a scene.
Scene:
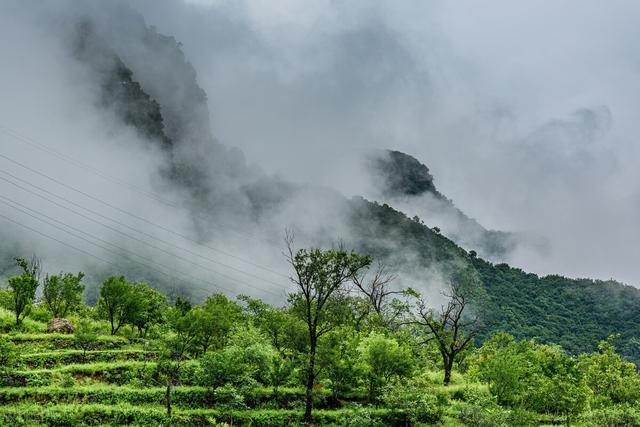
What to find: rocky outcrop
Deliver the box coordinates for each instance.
[47,318,74,334]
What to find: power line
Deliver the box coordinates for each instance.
[0,195,286,298]
[0,199,225,296]
[0,125,284,251]
[0,149,288,279]
[0,170,289,290]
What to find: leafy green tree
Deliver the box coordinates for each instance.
[358,332,413,403]
[285,234,371,424]
[200,323,277,388]
[526,346,590,426]
[97,276,140,335]
[579,336,640,407]
[174,296,192,315]
[42,272,85,318]
[129,283,167,337]
[239,295,305,353]
[468,333,530,406]
[469,333,590,425]
[155,306,201,417]
[318,325,362,399]
[192,294,243,355]
[7,257,40,325]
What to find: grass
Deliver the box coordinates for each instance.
[20,348,155,369]
[0,403,404,426]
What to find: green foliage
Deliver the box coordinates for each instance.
[0,247,637,426]
[469,333,592,423]
[0,337,17,371]
[578,336,640,407]
[357,332,412,403]
[97,276,140,335]
[382,373,446,425]
[580,404,640,427]
[128,283,167,337]
[42,272,85,318]
[191,294,243,354]
[6,257,40,325]
[75,320,99,357]
[199,324,277,388]
[472,258,640,363]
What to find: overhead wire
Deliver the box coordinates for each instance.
[0,194,288,298]
[0,125,284,251]
[0,170,288,291]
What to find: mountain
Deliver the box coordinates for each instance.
[366,149,525,260]
[12,5,639,362]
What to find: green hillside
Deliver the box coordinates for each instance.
[0,260,639,426]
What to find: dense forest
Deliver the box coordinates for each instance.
[0,250,639,426]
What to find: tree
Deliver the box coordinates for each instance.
[97,276,140,335]
[412,278,478,385]
[128,283,167,337]
[469,333,591,425]
[192,293,243,355]
[200,323,277,389]
[155,307,200,417]
[351,262,416,328]
[358,332,413,403]
[319,325,361,400]
[42,272,85,318]
[285,233,371,424]
[74,319,98,360]
[7,256,40,325]
[578,336,640,406]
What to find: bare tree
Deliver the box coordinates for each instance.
[351,262,416,327]
[414,282,478,385]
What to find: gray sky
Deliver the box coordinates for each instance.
[134,0,640,285]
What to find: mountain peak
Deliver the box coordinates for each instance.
[371,149,444,199]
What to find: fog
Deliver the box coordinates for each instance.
[136,0,640,285]
[0,0,639,299]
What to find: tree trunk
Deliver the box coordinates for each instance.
[165,380,172,417]
[443,355,453,386]
[304,338,316,424]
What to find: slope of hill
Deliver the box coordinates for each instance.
[367,149,520,260]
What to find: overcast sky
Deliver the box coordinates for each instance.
[131,0,640,285]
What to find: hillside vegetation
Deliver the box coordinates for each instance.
[0,254,639,426]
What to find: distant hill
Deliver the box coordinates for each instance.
[366,149,524,260]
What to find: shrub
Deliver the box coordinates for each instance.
[580,405,640,427]
[382,374,446,425]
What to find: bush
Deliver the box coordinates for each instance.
[27,305,51,323]
[580,405,640,427]
[0,337,18,370]
[382,374,446,425]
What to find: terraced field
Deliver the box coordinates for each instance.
[0,318,410,426]
[0,324,503,426]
